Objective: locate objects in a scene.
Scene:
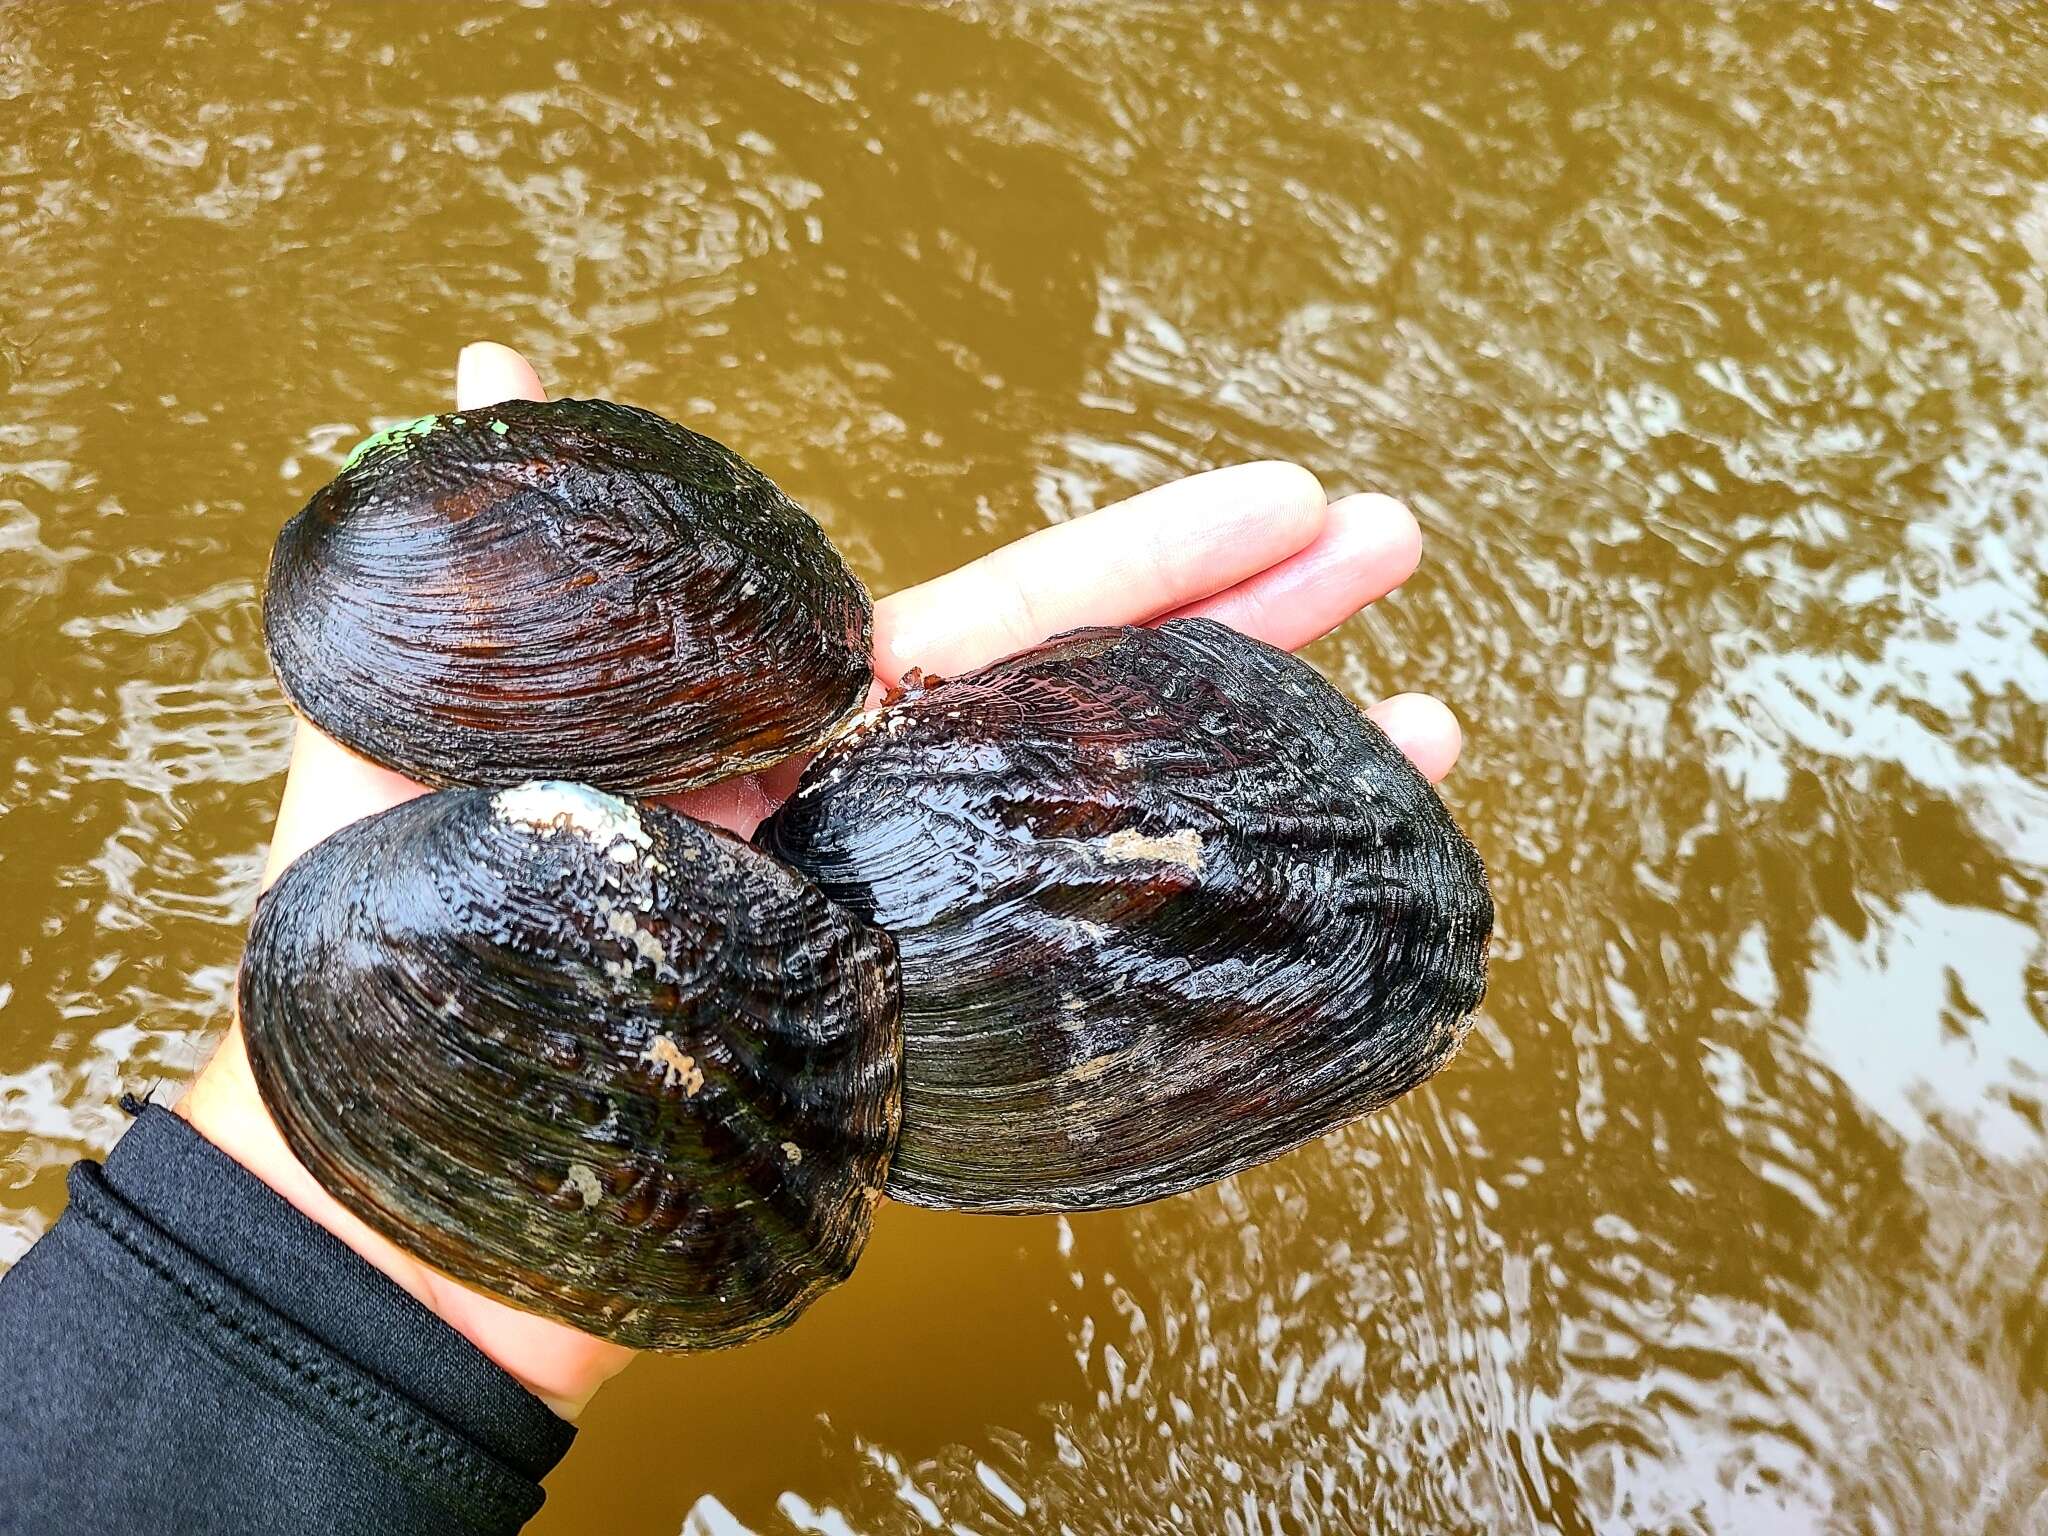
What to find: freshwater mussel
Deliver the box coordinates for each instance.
[760,617,1494,1212]
[246,395,1494,1344]
[263,398,873,793]
[238,781,901,1350]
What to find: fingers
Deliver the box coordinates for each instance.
[1167,490,1455,782]
[1366,693,1462,784]
[456,342,548,411]
[872,461,1328,684]
[871,470,1458,782]
[1163,492,1421,651]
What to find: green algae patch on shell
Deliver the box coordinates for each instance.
[264,398,874,794]
[239,782,902,1350]
[758,617,1493,1214]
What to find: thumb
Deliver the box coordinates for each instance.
[456,341,549,410]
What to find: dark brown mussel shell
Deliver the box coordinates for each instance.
[239,781,901,1349]
[759,617,1492,1213]
[263,398,873,793]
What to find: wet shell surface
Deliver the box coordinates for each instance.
[263,398,874,794]
[239,782,901,1350]
[759,617,1493,1213]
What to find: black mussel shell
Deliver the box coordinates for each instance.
[239,782,901,1350]
[263,398,874,793]
[759,617,1493,1213]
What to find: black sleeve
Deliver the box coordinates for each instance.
[0,1105,575,1536]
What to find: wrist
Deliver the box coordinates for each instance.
[176,1023,633,1419]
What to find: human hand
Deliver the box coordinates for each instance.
[176,341,1462,1418]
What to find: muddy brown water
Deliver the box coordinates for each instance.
[6,3,2048,1532]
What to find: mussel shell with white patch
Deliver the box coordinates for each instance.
[263,398,874,794]
[238,782,901,1350]
[759,617,1493,1213]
